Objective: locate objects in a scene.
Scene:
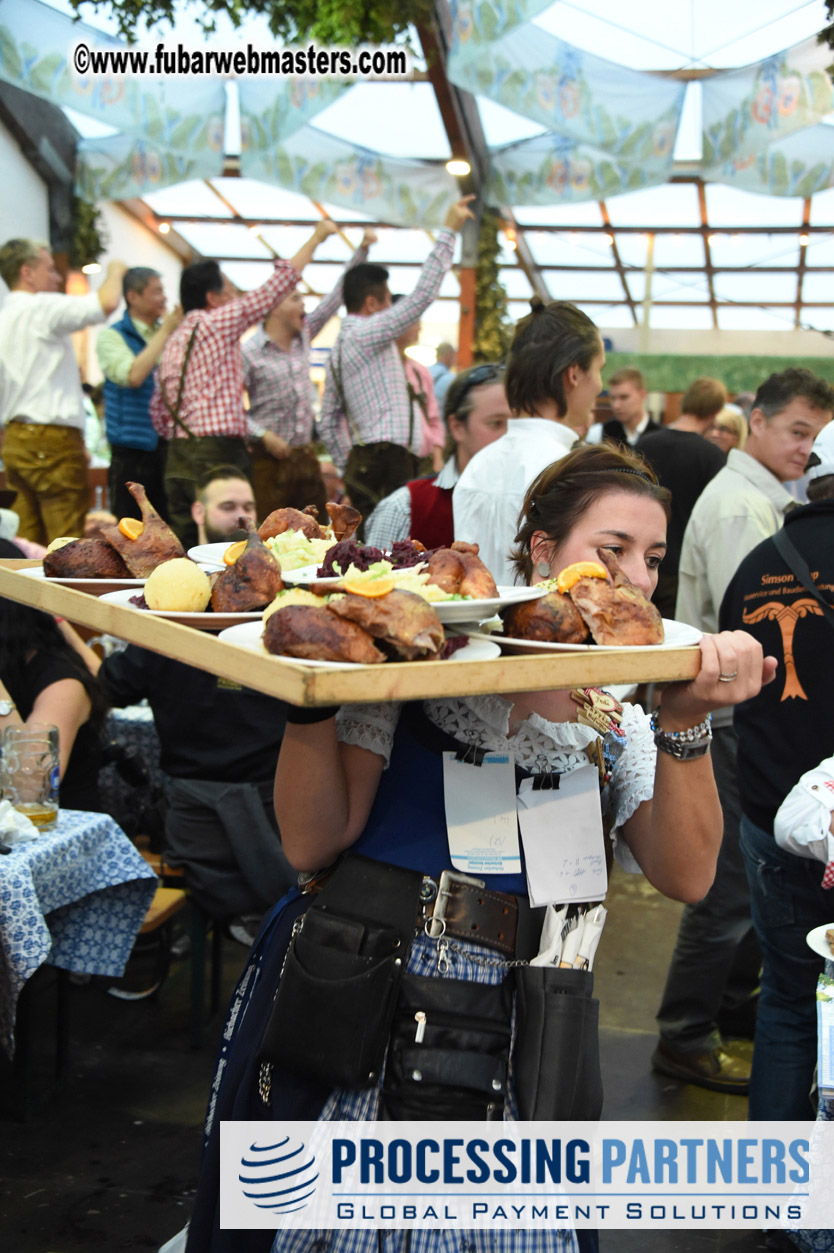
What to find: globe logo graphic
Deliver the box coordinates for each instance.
[239,1134,319,1214]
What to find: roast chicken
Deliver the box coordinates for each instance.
[100,482,184,577]
[568,548,664,646]
[325,501,362,543]
[263,604,385,664]
[211,525,283,612]
[329,589,445,661]
[426,541,499,599]
[502,591,590,644]
[258,507,326,542]
[43,538,130,580]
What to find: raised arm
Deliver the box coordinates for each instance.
[273,715,385,871]
[622,631,777,901]
[211,260,300,341]
[127,305,184,387]
[96,261,129,315]
[306,229,375,341]
[350,198,474,352]
[288,219,339,277]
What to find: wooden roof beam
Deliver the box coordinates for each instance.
[598,200,638,326]
[417,2,547,305]
[795,198,812,329]
[697,179,718,329]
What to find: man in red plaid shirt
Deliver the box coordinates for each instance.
[318,196,474,529]
[151,221,337,546]
[242,227,378,522]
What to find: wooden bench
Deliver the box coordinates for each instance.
[136,850,224,1047]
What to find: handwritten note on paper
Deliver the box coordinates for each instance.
[442,752,521,876]
[517,765,607,907]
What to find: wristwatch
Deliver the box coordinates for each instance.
[0,699,16,717]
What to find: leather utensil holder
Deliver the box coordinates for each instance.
[512,964,603,1122]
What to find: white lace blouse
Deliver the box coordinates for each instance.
[336,695,658,874]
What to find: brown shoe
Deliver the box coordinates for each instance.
[651,1040,750,1094]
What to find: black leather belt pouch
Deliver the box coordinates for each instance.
[256,906,404,1090]
[512,965,603,1121]
[381,973,512,1121]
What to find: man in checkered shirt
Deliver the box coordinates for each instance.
[150,221,337,547]
[318,196,474,531]
[242,227,378,523]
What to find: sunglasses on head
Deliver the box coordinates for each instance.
[447,363,505,414]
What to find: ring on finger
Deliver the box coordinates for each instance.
[718,671,738,682]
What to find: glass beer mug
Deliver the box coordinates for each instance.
[0,723,60,829]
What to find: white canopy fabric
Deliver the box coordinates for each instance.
[2,0,833,332]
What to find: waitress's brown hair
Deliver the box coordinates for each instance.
[511,443,671,584]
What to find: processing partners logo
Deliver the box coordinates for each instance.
[221,1120,834,1232]
[238,1133,319,1215]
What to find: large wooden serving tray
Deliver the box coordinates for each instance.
[0,561,700,707]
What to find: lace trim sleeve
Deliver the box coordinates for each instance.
[335,702,402,767]
[608,702,657,873]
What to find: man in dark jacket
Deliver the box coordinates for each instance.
[718,420,834,1119]
[99,647,295,937]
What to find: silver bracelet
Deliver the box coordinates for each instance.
[650,709,713,761]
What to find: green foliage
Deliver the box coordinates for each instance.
[472,209,513,365]
[68,0,429,44]
[69,196,107,269]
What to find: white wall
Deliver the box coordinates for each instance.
[83,202,184,383]
[598,326,834,357]
[0,118,50,293]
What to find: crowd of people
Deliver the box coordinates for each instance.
[1,200,833,1253]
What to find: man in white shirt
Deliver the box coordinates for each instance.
[654,367,834,1094]
[453,300,605,585]
[588,366,659,447]
[0,238,125,544]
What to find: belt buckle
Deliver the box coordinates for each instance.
[425,868,486,939]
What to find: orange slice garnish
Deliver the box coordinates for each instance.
[343,576,395,598]
[555,561,608,594]
[223,539,247,565]
[118,517,144,541]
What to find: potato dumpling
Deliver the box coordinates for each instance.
[144,557,211,612]
[262,588,332,624]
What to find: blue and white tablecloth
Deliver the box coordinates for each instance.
[0,808,158,1054]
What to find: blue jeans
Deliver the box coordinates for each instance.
[739,814,829,1121]
[656,727,761,1051]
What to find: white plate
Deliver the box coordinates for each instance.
[466,618,703,655]
[280,563,341,587]
[217,621,501,666]
[186,542,232,569]
[806,924,834,961]
[99,587,262,630]
[22,566,145,588]
[278,574,547,625]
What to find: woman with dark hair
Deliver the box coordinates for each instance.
[453,299,605,584]
[364,361,511,550]
[0,590,107,811]
[182,443,774,1253]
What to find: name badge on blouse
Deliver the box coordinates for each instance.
[442,751,521,876]
[517,765,607,907]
